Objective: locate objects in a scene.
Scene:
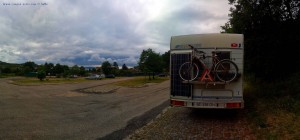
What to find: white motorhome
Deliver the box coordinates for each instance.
[170,33,244,109]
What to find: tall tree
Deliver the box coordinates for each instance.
[222,0,300,80]
[161,50,170,73]
[122,64,128,70]
[70,65,80,75]
[101,61,112,75]
[113,62,119,70]
[44,62,54,76]
[54,63,64,76]
[119,63,129,76]
[111,62,119,76]
[79,66,86,76]
[138,48,163,79]
[23,61,37,73]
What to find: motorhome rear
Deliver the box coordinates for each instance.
[170,33,244,109]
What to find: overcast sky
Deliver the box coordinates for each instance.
[0,0,231,67]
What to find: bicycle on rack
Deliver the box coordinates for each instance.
[179,45,238,83]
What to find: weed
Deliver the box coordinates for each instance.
[114,76,169,87]
[244,73,300,139]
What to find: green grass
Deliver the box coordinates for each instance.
[11,77,90,85]
[244,75,300,140]
[10,76,170,86]
[0,73,16,78]
[114,76,169,87]
[250,98,300,140]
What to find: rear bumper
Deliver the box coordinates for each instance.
[170,98,244,109]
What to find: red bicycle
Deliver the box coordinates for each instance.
[179,45,239,82]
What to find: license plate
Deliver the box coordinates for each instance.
[193,102,218,107]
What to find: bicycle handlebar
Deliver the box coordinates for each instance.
[187,44,206,59]
[188,44,205,54]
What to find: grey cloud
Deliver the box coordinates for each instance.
[0,0,230,67]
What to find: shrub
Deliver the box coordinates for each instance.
[37,70,46,81]
[288,72,300,98]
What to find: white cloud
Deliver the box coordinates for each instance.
[0,0,231,66]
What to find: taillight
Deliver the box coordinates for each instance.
[226,103,241,108]
[171,100,185,106]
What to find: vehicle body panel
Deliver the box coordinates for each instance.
[170,33,244,109]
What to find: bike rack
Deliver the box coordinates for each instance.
[182,81,227,89]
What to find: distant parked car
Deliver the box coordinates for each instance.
[85,74,102,80]
[69,75,78,78]
[158,73,167,77]
[100,74,105,78]
[105,74,115,78]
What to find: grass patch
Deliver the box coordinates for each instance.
[11,77,89,85]
[251,98,300,140]
[11,76,170,86]
[244,75,300,139]
[0,73,16,78]
[114,76,169,87]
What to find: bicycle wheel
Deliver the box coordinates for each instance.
[214,59,238,82]
[179,62,199,81]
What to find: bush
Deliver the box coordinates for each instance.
[288,72,300,98]
[37,70,46,81]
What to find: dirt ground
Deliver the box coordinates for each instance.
[0,77,257,140]
[0,77,170,140]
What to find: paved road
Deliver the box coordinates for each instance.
[0,77,170,140]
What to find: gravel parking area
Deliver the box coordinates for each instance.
[0,77,257,140]
[0,77,170,140]
[126,107,256,140]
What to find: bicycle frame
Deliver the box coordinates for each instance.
[184,45,238,82]
[190,48,219,82]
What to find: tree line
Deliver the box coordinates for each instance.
[222,0,300,81]
[0,49,170,80]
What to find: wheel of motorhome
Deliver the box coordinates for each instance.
[214,59,238,82]
[179,62,199,81]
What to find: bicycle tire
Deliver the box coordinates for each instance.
[214,59,238,82]
[179,62,199,81]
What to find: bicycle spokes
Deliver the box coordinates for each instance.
[179,62,199,81]
[214,60,238,82]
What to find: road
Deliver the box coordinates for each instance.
[0,77,170,140]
